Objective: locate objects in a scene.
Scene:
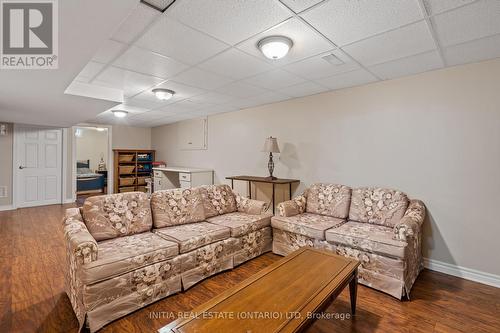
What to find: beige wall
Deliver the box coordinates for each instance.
[112,125,151,149]
[76,127,109,171]
[0,123,13,206]
[152,58,500,277]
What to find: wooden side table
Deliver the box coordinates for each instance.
[226,175,300,214]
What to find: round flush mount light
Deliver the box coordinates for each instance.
[112,110,128,118]
[258,36,293,60]
[152,88,175,101]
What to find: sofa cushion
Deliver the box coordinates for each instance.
[306,183,352,219]
[200,184,237,218]
[325,221,408,259]
[82,192,152,241]
[207,212,272,237]
[81,232,178,284]
[349,187,409,227]
[150,188,206,228]
[154,222,230,253]
[271,213,345,240]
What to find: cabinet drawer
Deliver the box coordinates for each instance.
[179,173,191,182]
[153,170,163,178]
[180,180,191,189]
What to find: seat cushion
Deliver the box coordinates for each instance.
[154,222,230,253]
[349,187,409,227]
[325,221,408,259]
[306,183,352,219]
[200,184,237,218]
[271,213,345,240]
[207,212,272,237]
[81,232,178,284]
[150,188,206,228]
[82,192,152,241]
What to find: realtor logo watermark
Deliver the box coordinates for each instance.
[1,0,58,69]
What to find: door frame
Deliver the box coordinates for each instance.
[12,124,67,209]
[71,124,113,198]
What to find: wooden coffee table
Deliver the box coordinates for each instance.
[159,247,360,333]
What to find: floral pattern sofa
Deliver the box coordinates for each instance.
[272,183,426,299]
[62,185,271,332]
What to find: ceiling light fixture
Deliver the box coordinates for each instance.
[258,36,293,60]
[140,0,176,13]
[95,127,106,132]
[112,110,128,118]
[152,88,175,101]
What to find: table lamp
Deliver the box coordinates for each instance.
[262,136,280,180]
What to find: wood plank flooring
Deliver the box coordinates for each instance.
[0,204,499,333]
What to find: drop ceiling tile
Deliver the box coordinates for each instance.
[443,33,500,66]
[301,0,424,46]
[114,46,188,79]
[216,81,268,99]
[432,0,500,47]
[187,92,237,105]
[243,69,306,90]
[136,16,229,65]
[75,61,105,83]
[241,91,290,106]
[168,0,292,45]
[423,0,476,15]
[106,104,150,115]
[112,3,159,43]
[192,104,237,116]
[199,48,273,80]
[171,67,234,90]
[131,110,173,121]
[93,66,164,97]
[279,0,325,13]
[316,69,378,90]
[343,21,436,66]
[369,50,443,80]
[123,97,160,110]
[236,17,333,65]
[277,81,328,97]
[92,40,127,63]
[283,49,360,80]
[155,100,205,114]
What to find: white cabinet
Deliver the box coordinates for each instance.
[153,167,213,191]
[178,117,207,150]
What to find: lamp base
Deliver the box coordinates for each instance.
[265,176,278,181]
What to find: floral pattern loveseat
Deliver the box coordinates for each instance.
[272,183,426,299]
[62,185,271,332]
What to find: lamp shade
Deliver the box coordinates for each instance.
[262,137,280,153]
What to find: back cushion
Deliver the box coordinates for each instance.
[82,192,152,241]
[150,187,206,228]
[349,187,409,227]
[306,183,352,219]
[199,184,237,218]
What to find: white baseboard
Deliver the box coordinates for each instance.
[0,204,15,211]
[63,198,76,204]
[424,258,500,288]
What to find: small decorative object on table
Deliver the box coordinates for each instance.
[97,156,106,171]
[262,136,280,180]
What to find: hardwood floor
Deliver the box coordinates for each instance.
[0,204,499,333]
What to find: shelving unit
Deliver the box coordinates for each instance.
[113,149,155,194]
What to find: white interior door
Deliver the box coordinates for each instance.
[16,126,62,207]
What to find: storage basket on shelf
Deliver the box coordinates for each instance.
[137,176,148,185]
[119,165,135,174]
[119,177,136,186]
[136,185,147,193]
[119,154,135,162]
[119,186,135,193]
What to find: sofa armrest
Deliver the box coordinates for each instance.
[234,193,269,215]
[394,200,426,241]
[277,195,307,217]
[62,208,98,265]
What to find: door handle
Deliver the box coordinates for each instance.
[19,166,26,169]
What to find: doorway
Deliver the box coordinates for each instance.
[73,126,112,206]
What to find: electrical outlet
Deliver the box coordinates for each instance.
[0,186,7,198]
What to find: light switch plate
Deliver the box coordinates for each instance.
[0,186,7,198]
